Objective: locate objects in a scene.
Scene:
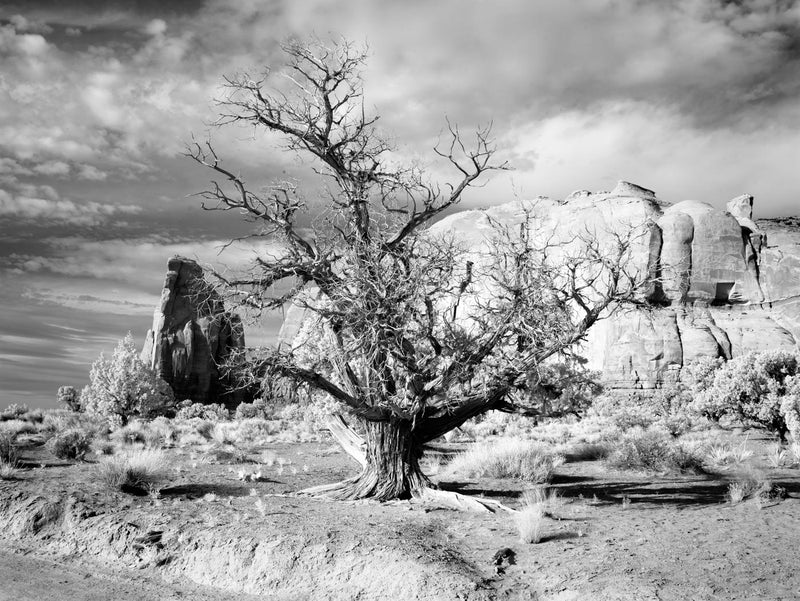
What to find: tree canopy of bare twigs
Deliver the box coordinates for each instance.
[187,38,650,505]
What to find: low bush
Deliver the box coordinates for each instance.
[0,403,29,421]
[446,438,564,483]
[97,449,167,493]
[234,399,272,420]
[691,350,800,440]
[606,429,703,474]
[25,409,44,424]
[590,386,695,436]
[41,410,108,438]
[57,386,82,412]
[562,441,611,462]
[47,428,94,460]
[175,401,229,421]
[0,419,37,436]
[111,418,174,449]
[727,470,772,504]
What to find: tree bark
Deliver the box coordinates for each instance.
[303,416,430,501]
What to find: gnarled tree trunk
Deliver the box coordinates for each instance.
[304,416,431,501]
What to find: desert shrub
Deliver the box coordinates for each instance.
[94,440,116,455]
[47,428,94,460]
[234,399,272,420]
[0,431,19,465]
[175,401,229,421]
[42,410,81,433]
[111,420,168,448]
[447,438,564,483]
[562,441,611,462]
[24,409,44,424]
[81,333,175,428]
[97,449,167,493]
[780,376,800,441]
[691,350,800,440]
[590,383,695,436]
[606,429,703,473]
[0,419,37,436]
[726,469,779,504]
[41,409,109,437]
[57,386,82,412]
[193,418,215,438]
[590,394,656,431]
[0,403,29,421]
[458,411,540,440]
[683,356,725,394]
[519,359,603,418]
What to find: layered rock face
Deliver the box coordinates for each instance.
[429,182,800,390]
[141,256,246,405]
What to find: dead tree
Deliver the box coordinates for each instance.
[187,38,649,506]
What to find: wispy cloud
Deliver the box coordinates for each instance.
[0,182,141,225]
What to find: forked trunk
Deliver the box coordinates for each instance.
[307,416,431,501]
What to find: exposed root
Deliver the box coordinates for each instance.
[300,479,515,513]
[298,465,431,502]
[415,489,516,514]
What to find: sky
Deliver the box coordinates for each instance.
[0,0,799,409]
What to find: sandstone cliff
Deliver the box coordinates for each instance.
[141,256,246,405]
[428,182,800,389]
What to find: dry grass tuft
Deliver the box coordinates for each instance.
[766,444,792,468]
[0,430,19,465]
[705,439,753,468]
[47,428,94,460]
[606,429,703,474]
[447,438,564,483]
[727,477,767,504]
[514,486,562,543]
[0,459,19,479]
[97,449,168,493]
[726,470,784,506]
[562,441,611,463]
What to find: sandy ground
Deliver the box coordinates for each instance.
[1,431,799,600]
[0,550,264,601]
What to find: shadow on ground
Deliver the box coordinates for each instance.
[159,483,257,499]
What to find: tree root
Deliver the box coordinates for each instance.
[414,488,516,514]
[299,480,515,513]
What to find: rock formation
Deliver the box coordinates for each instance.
[141,256,246,405]
[278,182,800,391]
[430,182,800,389]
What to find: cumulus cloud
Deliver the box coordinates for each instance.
[144,18,167,37]
[8,14,53,34]
[496,99,800,216]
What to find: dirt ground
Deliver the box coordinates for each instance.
[1,431,799,600]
